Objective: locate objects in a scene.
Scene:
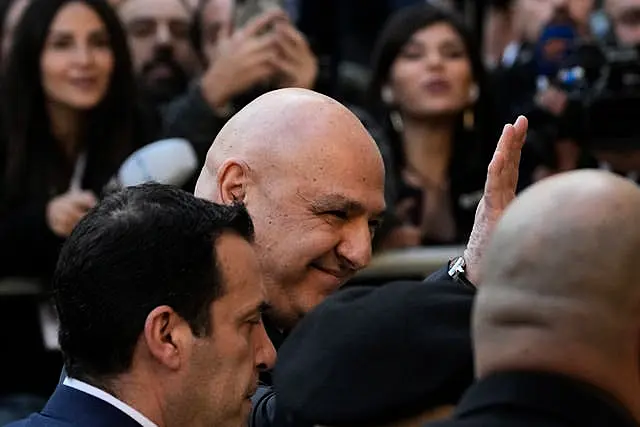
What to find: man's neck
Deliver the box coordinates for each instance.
[107,373,166,427]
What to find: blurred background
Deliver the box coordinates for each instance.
[3,0,640,422]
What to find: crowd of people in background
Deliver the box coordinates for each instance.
[2,0,640,425]
[5,0,640,281]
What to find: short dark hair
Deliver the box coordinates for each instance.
[54,182,254,381]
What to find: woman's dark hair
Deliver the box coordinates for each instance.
[0,0,22,65]
[2,0,139,202]
[368,3,500,181]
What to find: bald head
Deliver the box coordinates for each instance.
[482,169,640,300]
[195,88,384,202]
[473,170,640,408]
[195,88,386,330]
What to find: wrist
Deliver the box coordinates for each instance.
[461,247,480,285]
[448,255,476,289]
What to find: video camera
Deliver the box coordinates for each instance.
[531,5,640,152]
[554,42,640,150]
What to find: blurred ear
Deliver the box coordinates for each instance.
[143,306,193,371]
[216,158,251,205]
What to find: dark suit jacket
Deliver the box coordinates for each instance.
[424,371,638,427]
[5,384,143,427]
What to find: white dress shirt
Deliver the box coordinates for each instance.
[63,377,158,427]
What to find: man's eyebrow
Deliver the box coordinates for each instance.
[240,301,271,318]
[309,193,386,218]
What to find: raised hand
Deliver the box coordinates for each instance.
[272,21,318,90]
[464,116,528,284]
[200,9,286,111]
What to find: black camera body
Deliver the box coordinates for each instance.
[555,43,640,150]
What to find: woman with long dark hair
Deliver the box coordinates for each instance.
[369,3,505,250]
[0,0,157,279]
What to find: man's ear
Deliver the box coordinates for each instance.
[216,158,251,205]
[143,306,192,371]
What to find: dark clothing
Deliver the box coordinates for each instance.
[5,384,143,427]
[354,109,495,248]
[274,279,474,427]
[0,106,159,281]
[425,371,638,427]
[491,44,539,126]
[249,266,470,427]
[161,81,228,163]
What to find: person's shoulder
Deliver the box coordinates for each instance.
[4,413,68,427]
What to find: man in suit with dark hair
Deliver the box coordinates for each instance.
[8,183,276,427]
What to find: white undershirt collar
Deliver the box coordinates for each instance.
[63,377,157,427]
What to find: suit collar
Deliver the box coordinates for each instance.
[42,385,144,427]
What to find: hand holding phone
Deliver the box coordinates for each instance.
[234,0,285,33]
[200,9,286,109]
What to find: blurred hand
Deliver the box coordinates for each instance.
[273,21,318,90]
[535,86,568,116]
[46,190,97,238]
[200,10,286,111]
[464,116,528,284]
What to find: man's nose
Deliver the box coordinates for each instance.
[551,0,568,11]
[255,323,277,371]
[337,220,373,272]
[155,22,172,46]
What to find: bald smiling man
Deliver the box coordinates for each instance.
[192,88,527,427]
[195,88,387,330]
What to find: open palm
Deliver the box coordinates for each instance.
[464,116,528,284]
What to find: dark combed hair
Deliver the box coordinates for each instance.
[2,0,138,202]
[54,182,254,381]
[368,3,500,181]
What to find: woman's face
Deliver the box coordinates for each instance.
[40,1,114,110]
[387,22,475,120]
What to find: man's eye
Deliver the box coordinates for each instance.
[247,316,262,325]
[326,210,348,219]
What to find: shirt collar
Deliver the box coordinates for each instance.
[63,377,158,427]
